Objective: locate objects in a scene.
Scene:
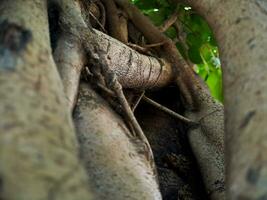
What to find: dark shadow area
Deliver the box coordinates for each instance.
[135,85,208,200]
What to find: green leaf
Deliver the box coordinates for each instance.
[206,70,223,102]
[132,0,223,102]
[165,27,177,39]
[188,46,202,64]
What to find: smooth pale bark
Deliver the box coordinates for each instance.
[74,83,162,200]
[182,0,267,199]
[0,1,93,199]
[53,34,86,111]
[51,0,88,112]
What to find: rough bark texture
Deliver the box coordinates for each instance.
[185,91,225,200]
[0,0,93,199]
[113,1,225,199]
[181,0,267,199]
[86,29,173,89]
[114,0,199,109]
[73,83,162,200]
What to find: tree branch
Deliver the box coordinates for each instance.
[114,0,200,109]
[159,10,179,32]
[84,29,174,89]
[142,96,197,125]
[101,0,128,43]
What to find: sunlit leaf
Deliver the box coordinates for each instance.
[132,0,223,102]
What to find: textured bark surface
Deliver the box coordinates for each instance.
[185,89,225,200]
[113,1,225,199]
[86,29,173,89]
[0,0,92,199]
[73,83,162,200]
[50,1,165,199]
[114,0,198,109]
[181,0,267,199]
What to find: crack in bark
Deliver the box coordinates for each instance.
[146,56,153,87]
[153,58,164,88]
[125,50,132,76]
[106,40,111,53]
[239,110,256,129]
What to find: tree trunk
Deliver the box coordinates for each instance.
[181,0,267,199]
[0,1,93,199]
[1,0,265,199]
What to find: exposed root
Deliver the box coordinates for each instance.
[89,49,157,173]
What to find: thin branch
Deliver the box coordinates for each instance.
[159,10,179,32]
[95,0,106,27]
[94,51,156,171]
[126,42,165,55]
[144,42,166,48]
[132,91,145,112]
[89,10,107,33]
[142,96,198,125]
[96,82,116,97]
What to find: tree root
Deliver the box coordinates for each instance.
[74,83,162,200]
[113,1,226,199]
[53,34,86,112]
[52,0,162,199]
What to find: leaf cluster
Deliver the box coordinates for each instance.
[132,0,223,102]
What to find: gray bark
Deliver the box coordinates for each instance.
[182,0,267,199]
[73,83,162,200]
[0,0,93,199]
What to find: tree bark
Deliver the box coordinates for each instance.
[53,34,86,111]
[73,83,162,200]
[113,1,225,199]
[0,1,93,199]
[53,1,163,199]
[85,29,173,89]
[182,0,267,199]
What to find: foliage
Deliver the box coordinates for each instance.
[131,0,223,102]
